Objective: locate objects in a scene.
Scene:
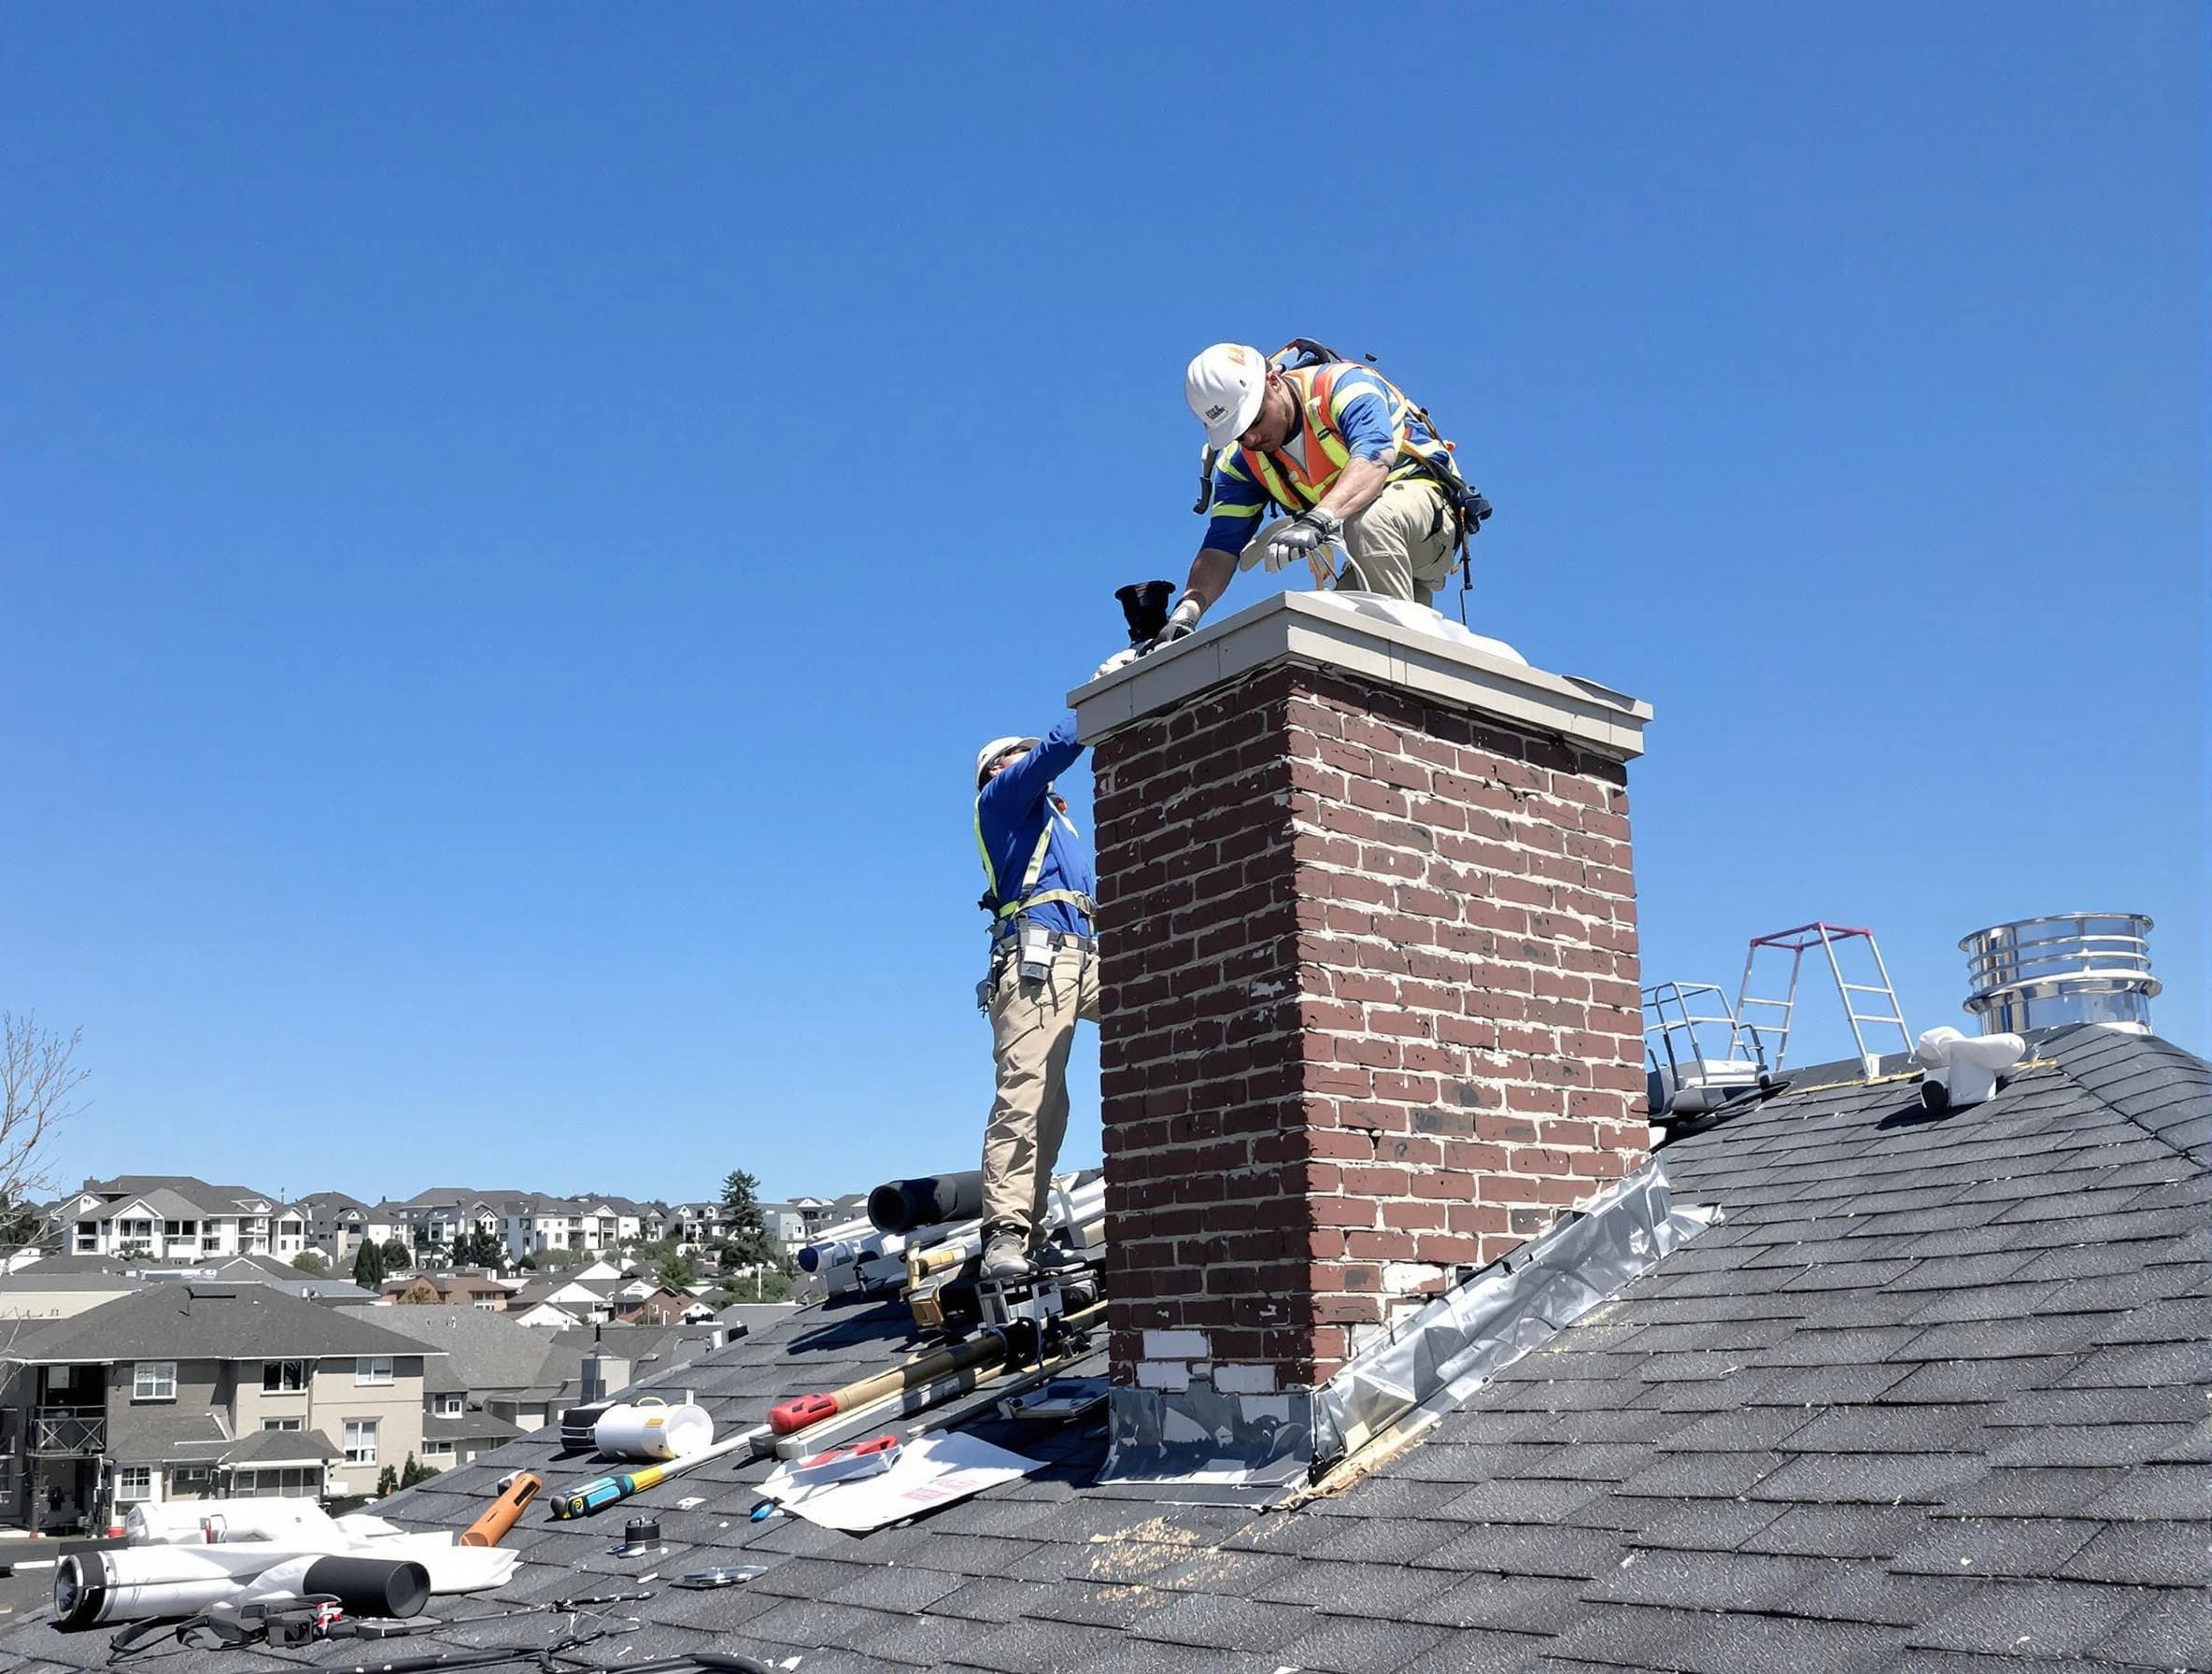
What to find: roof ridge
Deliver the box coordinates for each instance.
[2049,1027,2212,1173]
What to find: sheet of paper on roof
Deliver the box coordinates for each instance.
[756,1429,1044,1532]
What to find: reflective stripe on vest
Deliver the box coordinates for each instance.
[974,796,1094,938]
[1236,362,1460,515]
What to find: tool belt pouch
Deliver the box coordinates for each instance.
[1017,922,1054,983]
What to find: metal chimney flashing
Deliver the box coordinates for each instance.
[1093,1156,1716,1505]
[1961,913,2159,1035]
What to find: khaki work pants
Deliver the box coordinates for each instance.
[980,943,1099,1242]
[1241,477,1459,604]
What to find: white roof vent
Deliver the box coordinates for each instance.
[1961,913,2158,1035]
[1913,1026,2025,1112]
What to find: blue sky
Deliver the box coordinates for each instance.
[4,4,2203,1208]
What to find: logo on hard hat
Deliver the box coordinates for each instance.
[1204,404,1226,420]
[1227,347,1247,364]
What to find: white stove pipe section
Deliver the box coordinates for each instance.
[1915,1026,2026,1111]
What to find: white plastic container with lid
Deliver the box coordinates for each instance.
[592,1397,714,1461]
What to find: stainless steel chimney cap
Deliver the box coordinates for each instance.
[1960,913,2158,1035]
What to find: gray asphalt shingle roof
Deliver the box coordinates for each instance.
[3,1284,443,1366]
[221,1426,341,1467]
[3,1024,2205,1673]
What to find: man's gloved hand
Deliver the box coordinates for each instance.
[1264,508,1344,577]
[1152,596,1204,649]
[1092,646,1142,681]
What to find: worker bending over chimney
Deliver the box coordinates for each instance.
[1152,341,1491,648]
[970,719,1098,1283]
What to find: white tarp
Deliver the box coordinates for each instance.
[757,1431,1043,1532]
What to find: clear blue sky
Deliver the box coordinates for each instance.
[4,4,2203,1209]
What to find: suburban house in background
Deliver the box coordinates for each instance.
[380,1270,510,1310]
[0,1284,439,1531]
[48,1177,308,1263]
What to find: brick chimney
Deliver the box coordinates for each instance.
[1073,592,1652,1398]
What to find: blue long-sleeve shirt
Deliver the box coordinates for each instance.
[974,714,1095,939]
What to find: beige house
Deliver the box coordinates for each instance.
[0,1283,441,1531]
[0,1269,139,1323]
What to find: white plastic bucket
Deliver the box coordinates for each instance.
[592,1397,713,1461]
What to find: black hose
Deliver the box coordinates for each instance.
[865,1170,984,1235]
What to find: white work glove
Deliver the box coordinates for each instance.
[1265,508,1344,586]
[1091,646,1142,681]
[1152,596,1204,649]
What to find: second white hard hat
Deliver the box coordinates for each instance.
[974,735,1040,789]
[1186,343,1269,450]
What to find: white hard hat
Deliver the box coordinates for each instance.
[974,735,1040,789]
[1186,343,1269,449]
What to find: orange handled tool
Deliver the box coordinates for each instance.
[461,1471,541,1546]
[767,1330,1020,1434]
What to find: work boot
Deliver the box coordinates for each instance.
[979,1232,1029,1283]
[1029,1241,1086,1274]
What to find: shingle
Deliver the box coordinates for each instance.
[1982,1384,2207,1427]
[1306,1516,1475,1567]
[2058,1521,2212,1586]
[1751,1452,1984,1506]
[925,1577,1065,1624]
[956,1617,1132,1674]
[2090,1587,2212,1667]
[1587,1546,1827,1611]
[1626,1497,1787,1553]
[1308,1476,1482,1519]
[1879,1355,2082,1404]
[822,1565,974,1614]
[1411,1521,1628,1581]
[2077,1461,2212,1521]
[1886,1517,2100,1579]
[1760,1326,1929,1367]
[1932,1466,2126,1517]
[1119,1592,1316,1653]
[1249,1558,1459,1613]
[1613,1450,1785,1499]
[738,1597,905,1653]
[1523,1407,1700,1445]
[1780,1561,1981,1627]
[1748,1361,1917,1405]
[1984,1420,2194,1467]
[1660,1407,1815,1453]
[1273,1612,1453,1672]
[1881,1251,2042,1291]
[2089,1293,2212,1345]
[1786,1404,1988,1454]
[1402,1572,1603,1634]
[2058,1339,2212,1387]
[1395,1627,1552,1674]
[1907,1577,2145,1657]
[1435,1477,1608,1523]
[1897,1313,2118,1361]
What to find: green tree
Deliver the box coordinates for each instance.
[352,1241,387,1289]
[536,1245,587,1271]
[716,1170,774,1271]
[291,1250,330,1276]
[398,1452,436,1488]
[396,1282,441,1304]
[456,1227,507,1269]
[378,1238,413,1270]
[655,1249,698,1292]
[375,1464,397,1497]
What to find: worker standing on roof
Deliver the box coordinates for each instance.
[970,718,1099,1283]
[1148,341,1491,648]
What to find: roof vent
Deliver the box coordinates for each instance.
[1961,913,2158,1035]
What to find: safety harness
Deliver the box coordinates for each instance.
[1195,338,1493,612]
[974,791,1096,946]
